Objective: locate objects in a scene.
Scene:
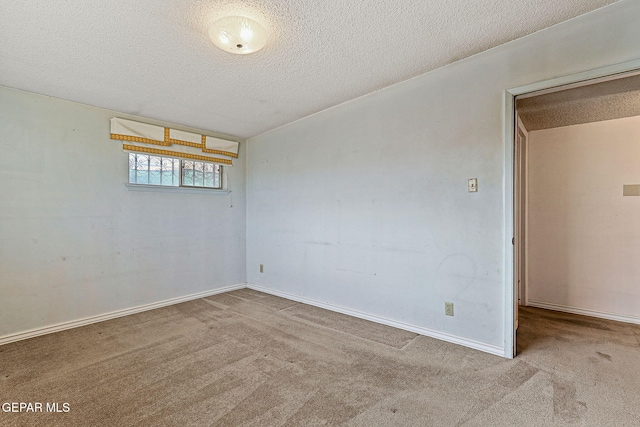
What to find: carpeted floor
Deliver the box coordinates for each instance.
[1,289,639,426]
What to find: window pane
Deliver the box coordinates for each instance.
[128,153,182,187]
[193,161,204,187]
[214,164,221,188]
[128,153,137,184]
[161,170,175,186]
[136,154,149,171]
[173,168,180,186]
[177,159,221,189]
[172,159,180,186]
[149,156,162,185]
[150,156,162,167]
[136,169,149,184]
[182,167,193,186]
[160,157,178,186]
[204,171,214,187]
[161,158,174,176]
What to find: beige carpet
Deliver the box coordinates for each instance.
[1,289,640,426]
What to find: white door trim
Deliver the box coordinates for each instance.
[515,115,529,307]
[502,58,640,359]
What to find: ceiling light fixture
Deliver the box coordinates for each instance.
[209,16,267,55]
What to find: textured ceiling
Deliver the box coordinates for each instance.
[0,0,620,139]
[517,73,640,131]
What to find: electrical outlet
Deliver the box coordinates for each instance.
[259,264,264,273]
[445,302,454,316]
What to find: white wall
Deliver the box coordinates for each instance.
[0,86,246,339]
[527,116,640,320]
[246,1,640,353]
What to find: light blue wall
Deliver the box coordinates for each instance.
[0,87,247,338]
[246,1,640,354]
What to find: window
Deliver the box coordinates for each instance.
[181,160,221,188]
[129,153,179,187]
[128,153,222,189]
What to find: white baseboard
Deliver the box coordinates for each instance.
[247,284,505,357]
[527,300,640,325]
[0,284,246,346]
[2,282,508,358]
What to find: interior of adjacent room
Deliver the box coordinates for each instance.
[513,72,640,354]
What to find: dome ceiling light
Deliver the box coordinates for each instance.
[209,16,267,55]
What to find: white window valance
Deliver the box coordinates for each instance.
[110,117,239,166]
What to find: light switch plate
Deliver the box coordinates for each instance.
[468,178,478,192]
[623,184,640,196]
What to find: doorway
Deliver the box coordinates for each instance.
[504,60,640,358]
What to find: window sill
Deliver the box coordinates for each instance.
[125,184,230,195]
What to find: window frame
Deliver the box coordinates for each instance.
[126,152,225,192]
[179,159,223,190]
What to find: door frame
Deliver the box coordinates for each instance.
[513,115,527,334]
[502,58,640,359]
[515,116,528,309]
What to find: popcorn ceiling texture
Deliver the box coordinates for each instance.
[0,0,620,138]
[517,73,640,131]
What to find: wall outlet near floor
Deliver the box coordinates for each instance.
[445,302,454,316]
[260,264,264,273]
